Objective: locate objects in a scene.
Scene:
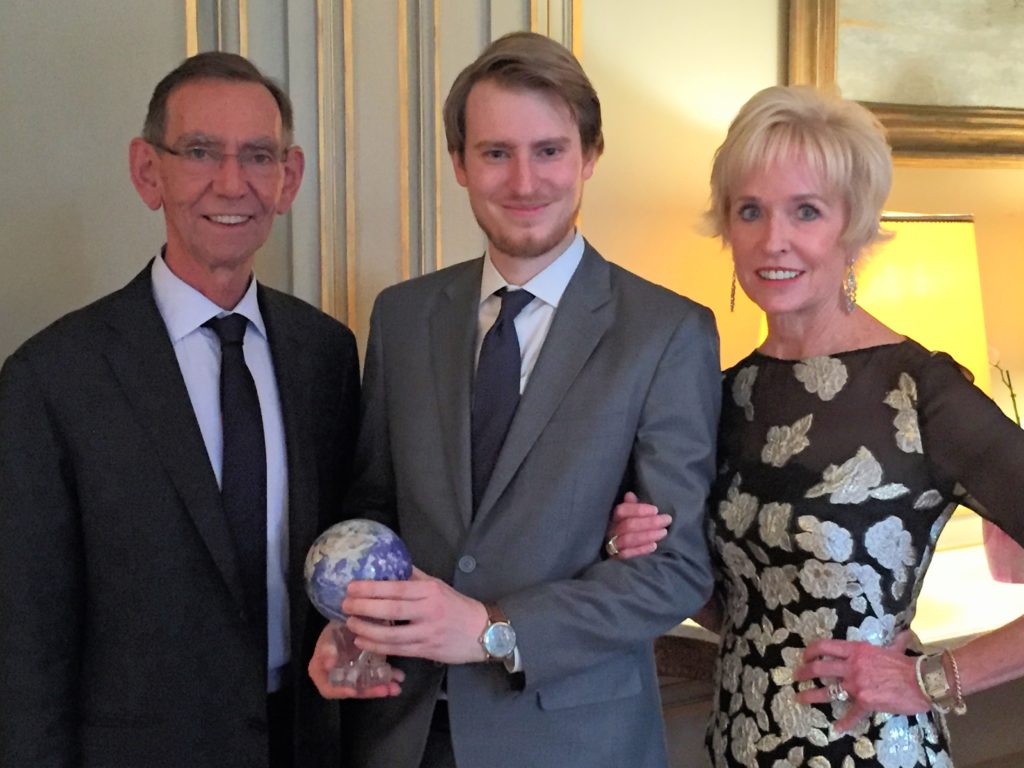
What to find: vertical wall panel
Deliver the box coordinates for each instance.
[311,1,534,345]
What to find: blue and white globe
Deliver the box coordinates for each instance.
[304,519,413,622]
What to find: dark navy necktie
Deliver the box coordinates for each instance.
[204,314,267,652]
[471,288,534,512]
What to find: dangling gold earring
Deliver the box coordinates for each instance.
[730,270,737,313]
[842,264,857,313]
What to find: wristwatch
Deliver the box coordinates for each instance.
[479,603,516,661]
[918,653,954,712]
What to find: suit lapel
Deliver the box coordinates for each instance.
[428,261,482,529]
[101,266,247,610]
[259,288,318,626]
[475,245,614,520]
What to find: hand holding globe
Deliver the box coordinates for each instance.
[304,519,413,689]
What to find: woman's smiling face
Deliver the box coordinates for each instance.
[726,156,850,323]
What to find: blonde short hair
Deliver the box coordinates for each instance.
[706,85,892,253]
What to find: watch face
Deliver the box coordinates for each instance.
[484,622,516,658]
[924,668,950,698]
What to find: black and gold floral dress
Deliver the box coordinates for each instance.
[706,340,1024,768]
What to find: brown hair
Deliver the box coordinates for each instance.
[443,31,603,159]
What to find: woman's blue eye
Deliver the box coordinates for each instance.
[796,204,820,221]
[737,205,759,222]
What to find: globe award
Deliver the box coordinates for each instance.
[304,519,413,689]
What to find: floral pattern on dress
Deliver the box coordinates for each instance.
[865,517,917,599]
[913,489,943,510]
[759,503,794,551]
[720,475,759,537]
[794,356,848,401]
[762,414,813,468]
[804,446,909,504]
[732,365,758,422]
[795,516,853,561]
[884,373,923,453]
[706,345,963,767]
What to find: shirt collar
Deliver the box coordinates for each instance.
[150,249,267,342]
[479,230,585,308]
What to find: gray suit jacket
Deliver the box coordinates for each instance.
[342,242,721,768]
[0,265,360,768]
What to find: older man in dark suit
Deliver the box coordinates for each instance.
[310,32,720,768]
[0,52,358,768]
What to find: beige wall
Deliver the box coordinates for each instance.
[582,1,785,369]
[0,2,182,360]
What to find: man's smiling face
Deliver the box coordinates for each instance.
[148,78,301,283]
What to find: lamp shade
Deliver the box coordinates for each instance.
[860,214,991,394]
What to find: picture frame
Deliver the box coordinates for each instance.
[788,0,1024,163]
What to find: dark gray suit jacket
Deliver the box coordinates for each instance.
[342,243,721,768]
[0,265,360,768]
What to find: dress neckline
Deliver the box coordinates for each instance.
[749,339,911,363]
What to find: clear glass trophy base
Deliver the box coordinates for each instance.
[327,620,394,690]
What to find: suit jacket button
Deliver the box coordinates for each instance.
[457,555,476,573]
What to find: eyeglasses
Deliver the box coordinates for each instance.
[150,141,287,177]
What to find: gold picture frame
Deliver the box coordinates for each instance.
[788,0,1024,164]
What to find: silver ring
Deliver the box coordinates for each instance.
[605,535,620,557]
[827,681,849,702]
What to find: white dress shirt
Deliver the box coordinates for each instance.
[476,230,585,392]
[151,253,290,692]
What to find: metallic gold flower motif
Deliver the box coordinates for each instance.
[760,565,801,609]
[729,713,762,767]
[846,562,885,617]
[804,446,909,504]
[798,559,847,599]
[746,617,790,656]
[771,747,805,768]
[759,502,793,551]
[884,373,923,453]
[782,606,838,646]
[771,685,830,746]
[913,489,942,510]
[795,516,854,562]
[875,715,925,768]
[762,414,813,467]
[865,516,917,595]
[720,475,759,536]
[854,736,877,759]
[928,505,956,545]
[733,365,758,421]
[794,356,848,401]
[847,614,896,646]
[742,666,770,717]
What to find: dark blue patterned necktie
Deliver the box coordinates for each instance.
[471,288,534,513]
[204,314,267,653]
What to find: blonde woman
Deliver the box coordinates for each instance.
[609,85,1024,767]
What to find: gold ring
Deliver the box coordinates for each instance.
[605,535,620,557]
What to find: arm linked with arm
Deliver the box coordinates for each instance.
[501,305,721,688]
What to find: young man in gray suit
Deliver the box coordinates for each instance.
[0,53,358,768]
[309,32,720,768]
